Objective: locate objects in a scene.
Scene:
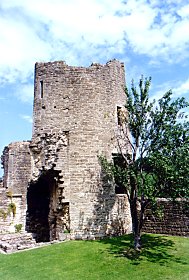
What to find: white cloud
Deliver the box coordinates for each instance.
[15,83,34,104]
[172,78,189,98]
[177,3,189,17]
[0,14,52,84]
[20,114,33,123]
[150,77,189,101]
[0,0,127,84]
[0,0,189,90]
[123,1,189,61]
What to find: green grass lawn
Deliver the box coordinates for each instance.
[0,234,188,280]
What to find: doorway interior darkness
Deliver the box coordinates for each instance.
[26,170,60,242]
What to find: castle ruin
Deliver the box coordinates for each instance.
[0,60,132,242]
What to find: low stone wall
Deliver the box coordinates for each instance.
[0,233,37,253]
[143,199,189,236]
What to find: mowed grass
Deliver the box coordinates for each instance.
[0,234,188,280]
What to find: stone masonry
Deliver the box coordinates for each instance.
[0,60,132,243]
[143,199,189,236]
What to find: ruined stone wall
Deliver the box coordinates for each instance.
[0,60,132,240]
[0,232,36,253]
[30,60,132,239]
[0,179,9,233]
[143,199,189,236]
[0,142,32,233]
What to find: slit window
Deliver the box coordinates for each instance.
[117,106,122,125]
[40,80,44,98]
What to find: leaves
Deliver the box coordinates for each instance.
[101,76,189,246]
[120,77,189,199]
[111,76,189,245]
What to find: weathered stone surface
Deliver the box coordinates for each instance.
[0,233,36,253]
[143,199,189,237]
[0,60,132,244]
[0,142,31,233]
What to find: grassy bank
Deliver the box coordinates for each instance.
[0,234,188,280]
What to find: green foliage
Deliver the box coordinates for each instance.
[14,224,22,233]
[0,209,7,220]
[0,199,16,221]
[6,191,13,198]
[102,76,189,248]
[63,229,70,234]
[7,202,16,218]
[3,190,17,218]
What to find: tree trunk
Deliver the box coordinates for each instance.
[130,197,141,250]
[134,234,141,250]
[131,197,147,250]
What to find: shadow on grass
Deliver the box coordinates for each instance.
[97,234,187,265]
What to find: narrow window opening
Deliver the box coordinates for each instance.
[40,80,44,98]
[117,106,122,125]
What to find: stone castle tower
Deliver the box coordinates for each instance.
[0,60,132,242]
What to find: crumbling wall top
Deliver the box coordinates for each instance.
[35,59,125,73]
[2,141,31,193]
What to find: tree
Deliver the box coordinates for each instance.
[101,77,189,249]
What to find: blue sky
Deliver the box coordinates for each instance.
[1,0,189,176]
